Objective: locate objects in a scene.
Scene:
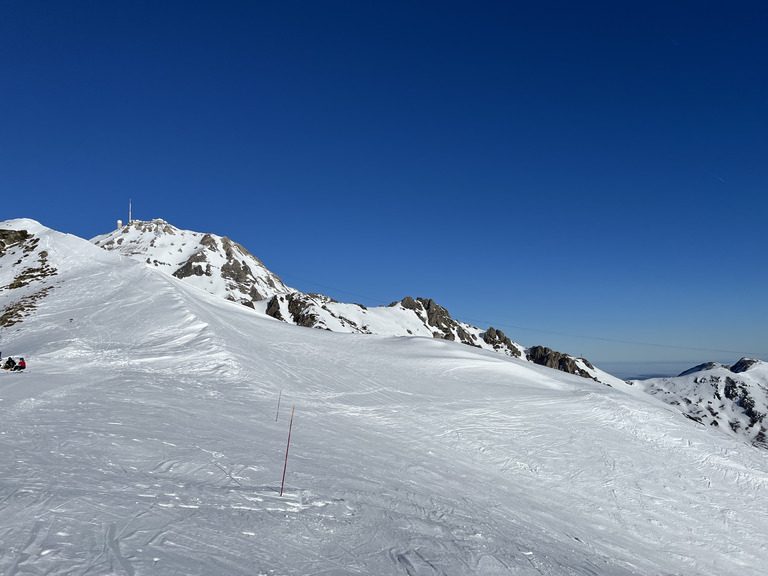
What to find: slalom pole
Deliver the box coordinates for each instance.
[280,405,295,497]
[275,390,282,422]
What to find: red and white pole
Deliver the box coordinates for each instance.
[280,405,295,497]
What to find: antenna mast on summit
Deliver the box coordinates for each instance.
[129,199,132,223]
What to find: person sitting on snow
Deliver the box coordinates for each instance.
[11,358,26,372]
[3,357,16,370]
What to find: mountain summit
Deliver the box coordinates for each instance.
[92,219,293,305]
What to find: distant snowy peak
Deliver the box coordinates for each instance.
[634,358,768,449]
[91,219,294,305]
[677,358,767,378]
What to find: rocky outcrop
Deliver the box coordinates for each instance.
[0,229,32,255]
[0,228,58,326]
[483,327,522,358]
[678,362,722,377]
[265,293,363,332]
[173,251,211,279]
[396,297,474,345]
[731,358,760,374]
[526,346,595,380]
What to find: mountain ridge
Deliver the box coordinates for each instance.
[3,217,766,452]
[631,357,768,449]
[2,217,768,574]
[91,218,610,383]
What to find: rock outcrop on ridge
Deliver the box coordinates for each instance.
[526,345,597,380]
[263,292,526,359]
[88,220,610,382]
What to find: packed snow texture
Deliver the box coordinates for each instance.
[2,219,768,575]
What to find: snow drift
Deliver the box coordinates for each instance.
[1,218,768,575]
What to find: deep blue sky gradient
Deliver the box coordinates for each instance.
[2,1,766,368]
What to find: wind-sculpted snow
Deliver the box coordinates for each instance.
[91,220,612,383]
[1,220,768,574]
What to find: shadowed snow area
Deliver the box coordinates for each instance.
[1,219,768,575]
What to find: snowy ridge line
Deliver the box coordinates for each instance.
[1,218,768,573]
[90,218,623,385]
[631,358,768,449]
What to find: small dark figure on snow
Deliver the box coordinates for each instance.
[11,358,26,371]
[3,357,16,370]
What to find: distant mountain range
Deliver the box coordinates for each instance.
[631,359,768,449]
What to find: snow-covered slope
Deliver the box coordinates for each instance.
[631,359,768,449]
[2,218,768,574]
[91,219,612,383]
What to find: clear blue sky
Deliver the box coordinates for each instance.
[2,1,766,369]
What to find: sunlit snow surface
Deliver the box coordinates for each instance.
[1,219,768,575]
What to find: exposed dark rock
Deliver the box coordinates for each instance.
[418,298,452,331]
[265,295,284,321]
[200,234,217,251]
[456,325,479,348]
[0,229,32,255]
[678,362,722,377]
[249,286,265,301]
[580,357,595,370]
[0,286,54,327]
[286,294,320,328]
[755,428,768,449]
[309,293,337,303]
[684,413,703,424]
[4,253,58,290]
[731,358,760,374]
[483,327,522,357]
[173,251,212,279]
[400,296,418,310]
[221,258,252,283]
[526,345,594,380]
[724,377,740,401]
[174,261,206,278]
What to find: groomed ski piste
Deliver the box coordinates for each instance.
[1,219,767,575]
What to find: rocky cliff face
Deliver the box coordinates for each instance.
[92,219,293,306]
[633,359,768,449]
